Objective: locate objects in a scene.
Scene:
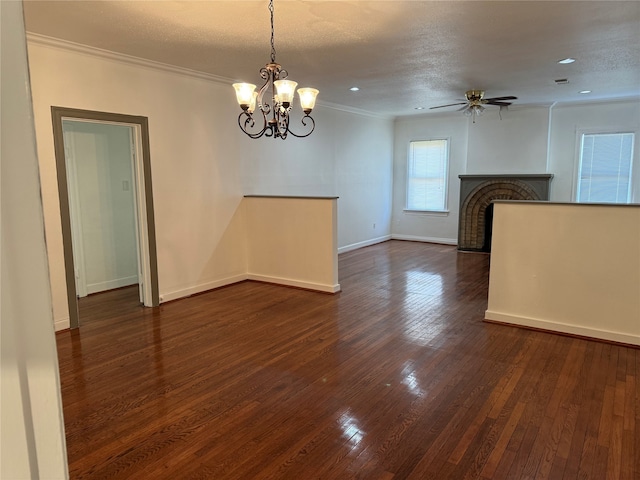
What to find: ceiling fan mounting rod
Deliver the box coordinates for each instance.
[465,90,485,103]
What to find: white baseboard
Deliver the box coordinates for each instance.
[391,234,457,245]
[86,275,138,295]
[485,310,640,346]
[247,274,341,293]
[338,235,391,254]
[160,274,248,303]
[55,317,70,332]
[161,271,341,303]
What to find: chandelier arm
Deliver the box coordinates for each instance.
[256,73,272,115]
[285,115,316,138]
[238,111,269,139]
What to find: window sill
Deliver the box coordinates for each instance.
[403,209,450,217]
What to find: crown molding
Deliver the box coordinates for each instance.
[317,100,392,120]
[26,32,390,121]
[26,32,234,85]
[551,95,640,109]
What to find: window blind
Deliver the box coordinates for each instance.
[407,139,448,211]
[578,133,634,203]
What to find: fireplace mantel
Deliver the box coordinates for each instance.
[458,174,553,251]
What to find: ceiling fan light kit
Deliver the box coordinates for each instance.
[430,90,517,123]
[232,0,318,139]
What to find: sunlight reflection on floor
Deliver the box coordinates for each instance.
[402,270,446,346]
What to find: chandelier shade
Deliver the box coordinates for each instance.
[298,88,319,113]
[233,0,318,139]
[232,83,257,108]
[273,80,297,106]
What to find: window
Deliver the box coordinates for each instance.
[577,132,635,203]
[406,139,449,211]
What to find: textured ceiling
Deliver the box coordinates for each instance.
[23,1,640,117]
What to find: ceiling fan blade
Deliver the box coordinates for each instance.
[485,101,512,106]
[484,96,517,101]
[429,102,468,109]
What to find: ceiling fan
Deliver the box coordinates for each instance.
[430,90,517,122]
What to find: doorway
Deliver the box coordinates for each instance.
[52,107,160,328]
[63,120,140,299]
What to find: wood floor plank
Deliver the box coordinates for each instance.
[55,240,639,479]
[567,342,610,478]
[480,401,527,478]
[607,415,624,480]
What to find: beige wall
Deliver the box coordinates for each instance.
[27,37,248,325]
[245,197,340,293]
[26,36,393,326]
[486,201,640,345]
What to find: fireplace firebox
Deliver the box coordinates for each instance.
[458,174,553,251]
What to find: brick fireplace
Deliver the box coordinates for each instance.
[458,174,553,251]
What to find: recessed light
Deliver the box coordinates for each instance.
[349,87,360,92]
[414,107,425,110]
[579,90,592,94]
[558,58,576,64]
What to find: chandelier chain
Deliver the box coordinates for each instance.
[269,0,276,63]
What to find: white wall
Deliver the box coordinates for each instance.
[64,121,139,294]
[26,36,394,325]
[240,108,394,252]
[27,32,638,333]
[548,100,640,202]
[392,100,640,244]
[486,202,640,345]
[0,1,68,477]
[391,114,469,244]
[466,106,549,174]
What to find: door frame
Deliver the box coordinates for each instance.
[60,122,88,298]
[51,107,160,328]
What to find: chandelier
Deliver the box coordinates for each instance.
[232,0,319,139]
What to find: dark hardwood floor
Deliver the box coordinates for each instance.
[56,240,638,479]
